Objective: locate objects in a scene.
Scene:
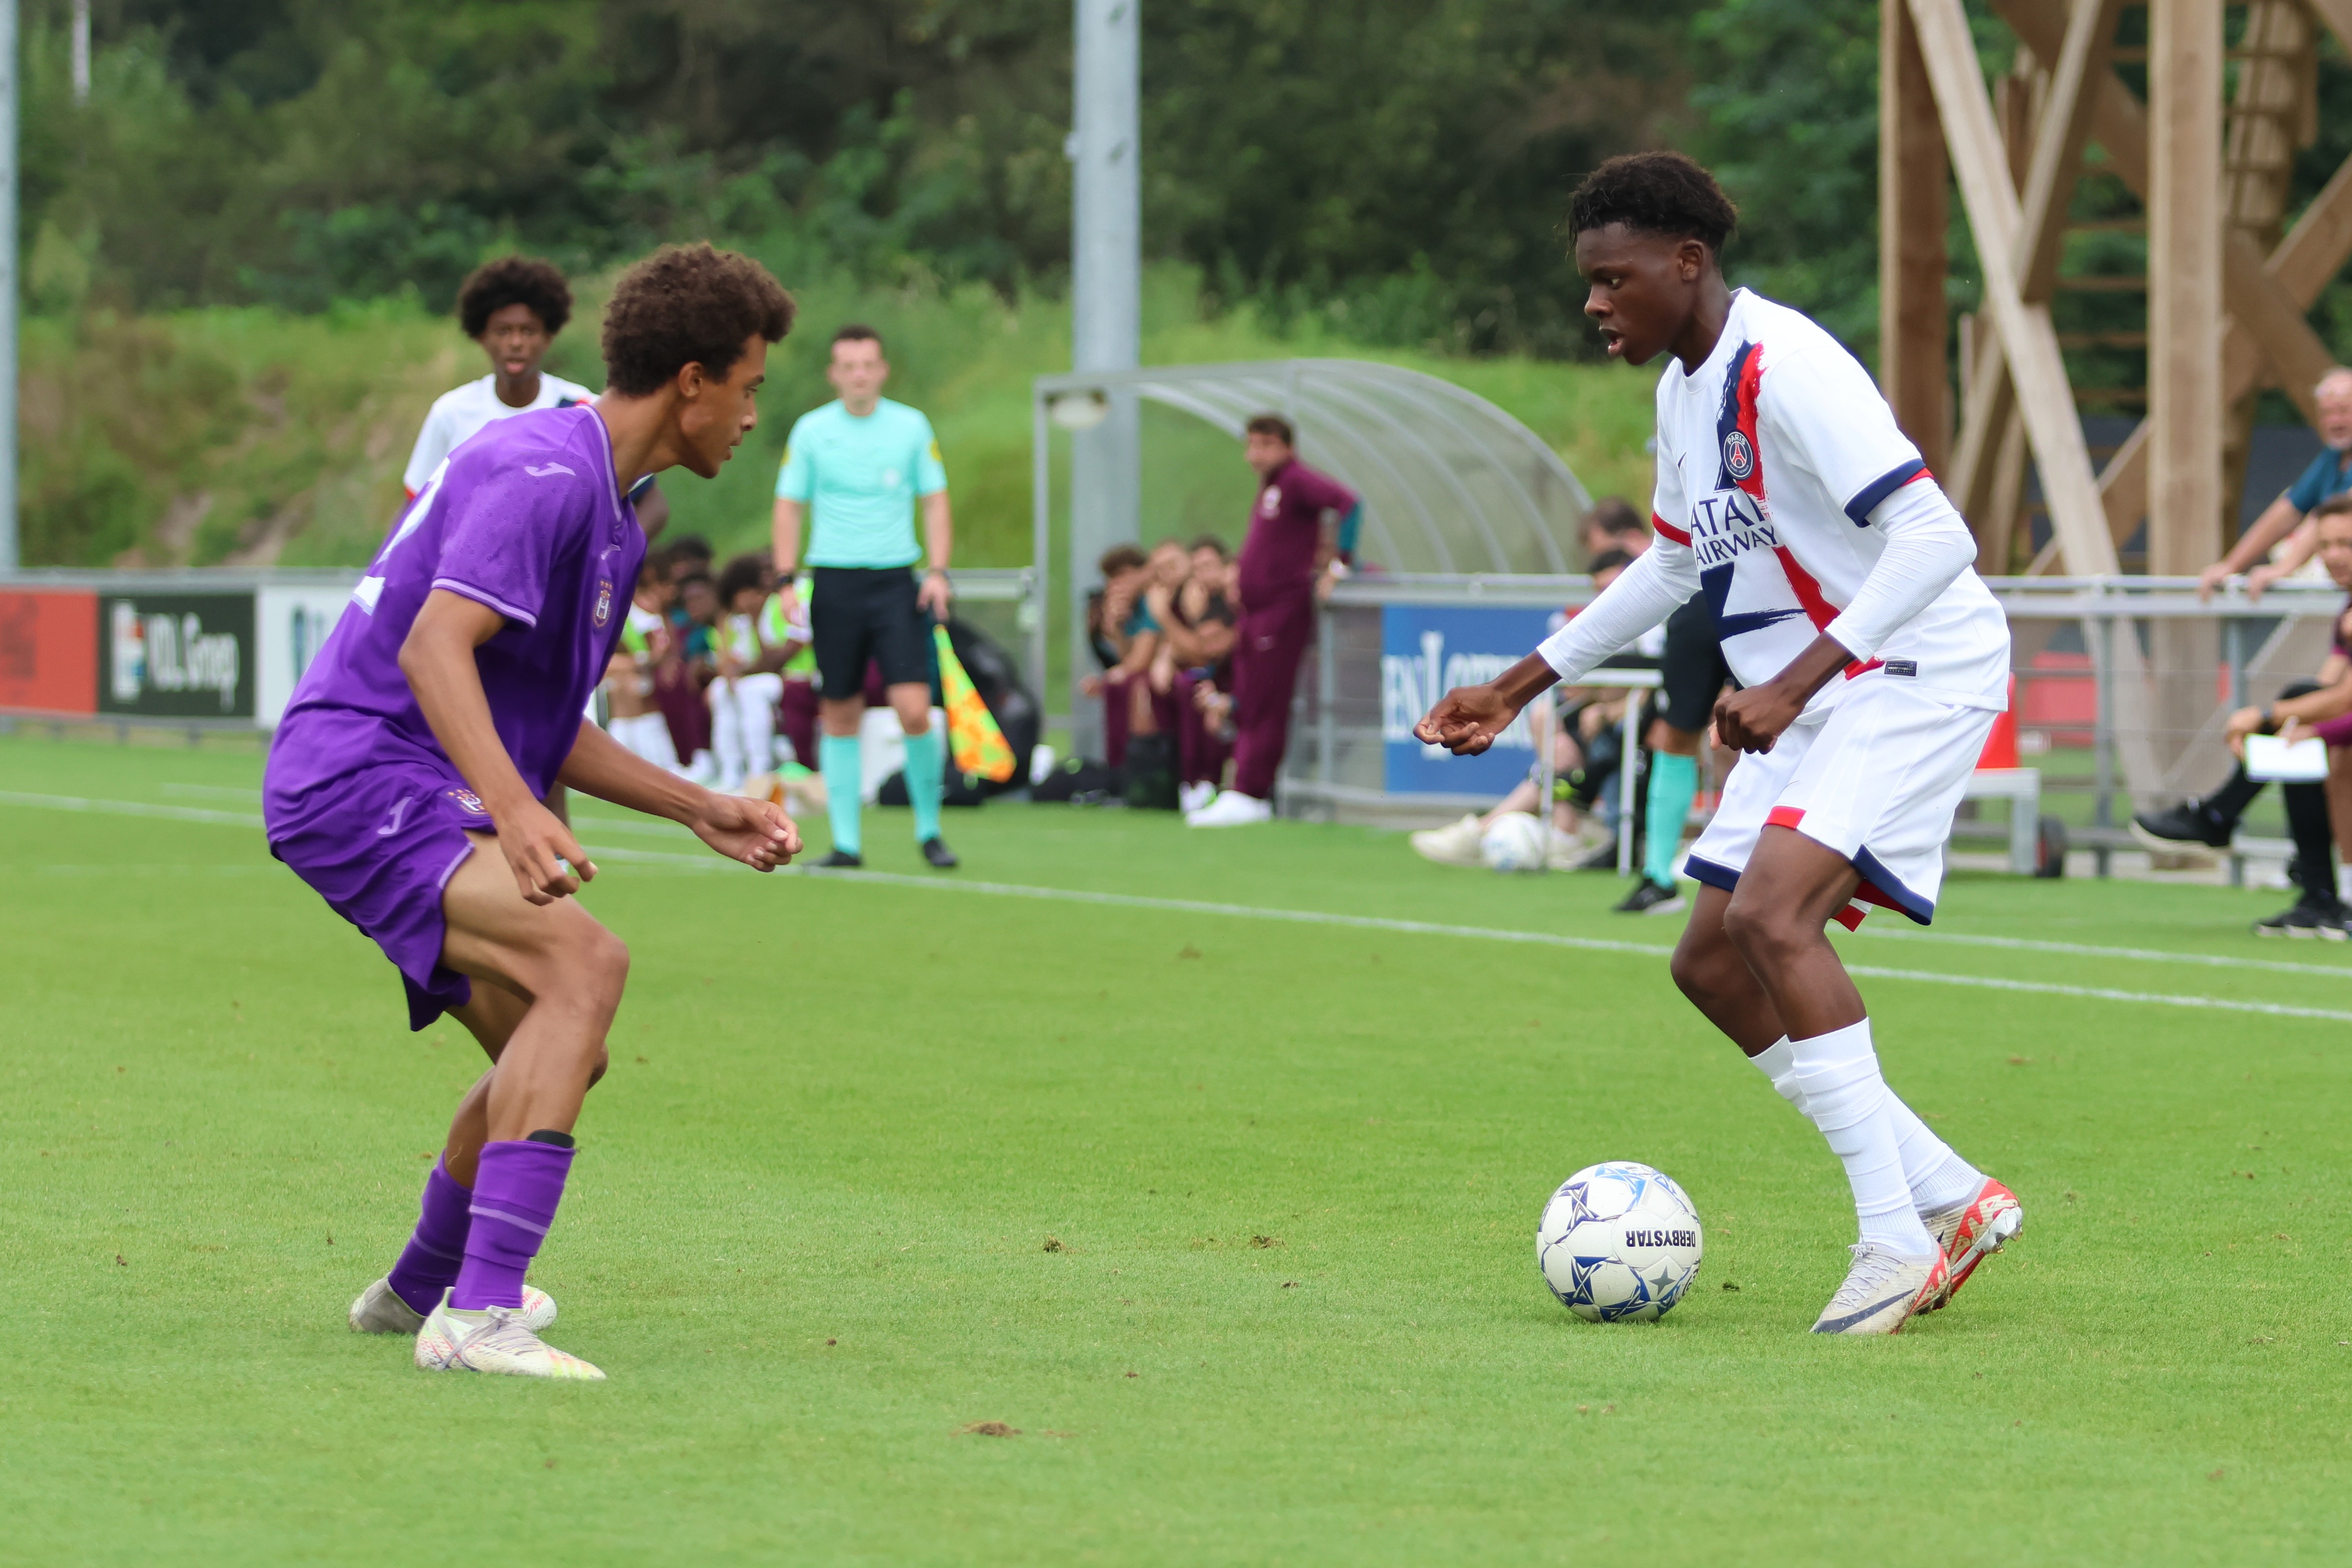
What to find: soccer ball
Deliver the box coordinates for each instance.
[1536,1162,1704,1322]
[1479,811,1548,872]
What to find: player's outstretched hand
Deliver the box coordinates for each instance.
[1415,683,1520,757]
[502,800,595,906]
[692,792,802,871]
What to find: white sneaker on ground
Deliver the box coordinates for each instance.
[1178,780,1218,814]
[351,1276,556,1335]
[1919,1177,2024,1311]
[1410,813,1487,865]
[1186,791,1272,827]
[417,1293,603,1380]
[1809,1242,1947,1336]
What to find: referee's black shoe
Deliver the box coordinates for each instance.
[816,849,864,869]
[920,837,960,870]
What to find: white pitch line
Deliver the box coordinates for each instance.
[0,789,266,827]
[612,853,2352,1025]
[1851,924,2352,979]
[4,788,2350,1020]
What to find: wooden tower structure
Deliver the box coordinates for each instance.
[1880,0,2352,579]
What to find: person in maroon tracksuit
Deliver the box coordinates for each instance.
[1186,414,1361,826]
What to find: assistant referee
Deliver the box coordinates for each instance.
[772,323,959,869]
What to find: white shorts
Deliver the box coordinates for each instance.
[1683,676,1997,929]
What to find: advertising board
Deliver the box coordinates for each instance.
[0,590,98,715]
[1379,602,1562,796]
[97,592,257,719]
[256,584,356,727]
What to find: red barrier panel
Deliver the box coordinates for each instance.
[0,590,99,715]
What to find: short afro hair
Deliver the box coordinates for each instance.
[457,256,573,339]
[601,243,796,398]
[1569,152,1739,254]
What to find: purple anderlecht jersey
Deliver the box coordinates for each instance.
[265,406,643,817]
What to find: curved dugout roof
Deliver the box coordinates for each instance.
[1034,359,1595,574]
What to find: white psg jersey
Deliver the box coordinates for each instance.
[1633,289,2009,712]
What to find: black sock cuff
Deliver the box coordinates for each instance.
[526,1129,575,1149]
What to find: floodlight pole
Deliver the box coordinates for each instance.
[1066,0,1140,754]
[0,0,19,575]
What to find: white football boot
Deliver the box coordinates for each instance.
[1178,780,1218,814]
[1919,1177,2025,1311]
[416,1293,604,1380]
[1185,790,1272,827]
[353,1276,556,1335]
[1809,1242,1948,1336]
[1409,813,1487,866]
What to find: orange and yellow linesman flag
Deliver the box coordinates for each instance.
[934,625,1015,783]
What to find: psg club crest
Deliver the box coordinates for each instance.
[445,788,488,815]
[1722,429,1756,482]
[593,578,614,628]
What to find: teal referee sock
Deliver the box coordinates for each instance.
[903,726,944,844]
[1643,751,1698,886]
[820,734,862,856]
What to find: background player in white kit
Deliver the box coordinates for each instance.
[1418,153,2024,1336]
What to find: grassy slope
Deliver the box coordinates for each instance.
[21,269,1659,572]
[2,736,2348,1564]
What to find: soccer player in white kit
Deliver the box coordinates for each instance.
[1418,152,2023,1335]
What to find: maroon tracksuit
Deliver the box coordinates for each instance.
[1230,458,1358,799]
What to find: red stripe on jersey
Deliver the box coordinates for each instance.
[1832,902,1868,932]
[1731,346,1767,505]
[1652,513,1691,546]
[1771,545,1882,679]
[1853,881,1904,915]
[1765,805,1807,831]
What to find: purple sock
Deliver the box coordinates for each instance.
[449,1140,574,1311]
[385,1157,473,1315]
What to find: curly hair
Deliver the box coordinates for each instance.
[602,243,796,397]
[714,551,771,606]
[457,256,573,339]
[1569,152,1739,253]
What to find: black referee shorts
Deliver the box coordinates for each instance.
[810,566,935,699]
[1658,594,1731,736]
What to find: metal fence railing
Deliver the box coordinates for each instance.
[1272,573,2346,876]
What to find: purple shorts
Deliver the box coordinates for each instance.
[2314,712,2352,749]
[266,761,495,1030]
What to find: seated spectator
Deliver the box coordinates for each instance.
[657,567,722,782]
[1579,495,1649,562]
[707,552,793,794]
[665,532,715,586]
[1080,542,1157,762]
[1158,535,1240,810]
[2137,493,2352,935]
[2197,369,2352,601]
[1411,547,1646,867]
[746,571,821,795]
[605,560,685,772]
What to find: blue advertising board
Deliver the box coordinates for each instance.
[1380,603,1563,796]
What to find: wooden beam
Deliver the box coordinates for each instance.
[1950,0,2120,534]
[1908,0,2118,573]
[2268,153,2352,308]
[1880,0,1951,472]
[2148,0,2224,578]
[2301,0,2352,60]
[2016,0,2125,301]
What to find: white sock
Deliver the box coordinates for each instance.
[1749,1037,1806,1117]
[1752,1034,1981,1212]
[1787,1019,1938,1258]
[1884,1098,1984,1212]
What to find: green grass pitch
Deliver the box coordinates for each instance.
[2,734,2348,1564]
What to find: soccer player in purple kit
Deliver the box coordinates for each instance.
[265,244,801,1380]
[1185,414,1361,827]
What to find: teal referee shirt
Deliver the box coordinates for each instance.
[776,398,949,568]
